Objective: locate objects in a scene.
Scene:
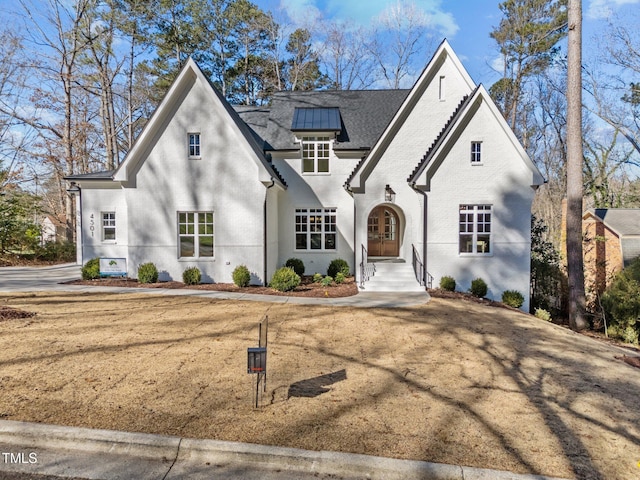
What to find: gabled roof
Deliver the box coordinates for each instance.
[345,39,477,192]
[583,209,640,236]
[112,58,286,188]
[406,89,477,184]
[584,208,640,267]
[66,170,116,181]
[407,84,543,189]
[235,89,409,152]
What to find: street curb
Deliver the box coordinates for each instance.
[0,420,571,480]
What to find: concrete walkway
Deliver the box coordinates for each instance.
[0,263,430,308]
[0,264,569,480]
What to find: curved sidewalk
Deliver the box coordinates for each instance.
[0,263,430,308]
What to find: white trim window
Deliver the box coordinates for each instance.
[178,212,214,258]
[459,204,491,255]
[295,208,336,250]
[188,133,201,158]
[471,141,482,164]
[301,136,330,174]
[102,212,116,241]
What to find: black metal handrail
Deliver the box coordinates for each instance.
[412,244,424,287]
[360,244,375,288]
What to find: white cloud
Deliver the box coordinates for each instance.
[279,0,323,26]
[587,0,640,20]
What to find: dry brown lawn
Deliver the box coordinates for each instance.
[1,291,639,480]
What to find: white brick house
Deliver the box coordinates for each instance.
[67,40,543,310]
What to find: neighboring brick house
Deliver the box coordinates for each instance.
[582,208,640,298]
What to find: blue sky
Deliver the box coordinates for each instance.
[255,0,640,87]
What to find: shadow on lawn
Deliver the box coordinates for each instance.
[288,369,347,398]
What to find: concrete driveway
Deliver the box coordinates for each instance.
[0,264,80,292]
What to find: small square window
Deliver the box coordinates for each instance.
[189,133,201,157]
[471,141,482,164]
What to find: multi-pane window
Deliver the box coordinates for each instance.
[459,204,491,254]
[295,208,336,250]
[102,212,115,241]
[178,212,214,258]
[188,133,201,157]
[471,141,482,164]
[301,136,330,173]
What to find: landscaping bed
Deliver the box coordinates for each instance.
[66,275,358,298]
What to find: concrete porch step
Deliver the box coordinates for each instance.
[361,261,425,293]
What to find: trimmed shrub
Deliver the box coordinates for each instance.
[439,276,456,291]
[313,273,323,283]
[270,267,300,292]
[138,262,159,283]
[335,272,346,284]
[328,258,349,278]
[232,265,251,287]
[470,278,488,298]
[81,258,100,280]
[182,266,201,285]
[502,290,524,308]
[601,257,640,344]
[535,308,552,322]
[321,275,333,287]
[285,258,305,276]
[35,241,76,262]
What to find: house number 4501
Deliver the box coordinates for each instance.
[89,214,95,237]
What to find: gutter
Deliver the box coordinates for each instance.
[409,182,428,286]
[263,178,276,286]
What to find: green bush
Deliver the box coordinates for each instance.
[439,276,456,291]
[470,278,488,298]
[502,290,524,308]
[81,258,100,280]
[270,267,300,292]
[535,308,552,322]
[328,258,349,278]
[335,272,346,284]
[232,265,251,287]
[284,258,305,276]
[601,257,640,344]
[321,275,333,287]
[35,241,76,262]
[313,273,323,283]
[138,262,159,283]
[182,266,201,285]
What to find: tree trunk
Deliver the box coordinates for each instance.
[566,0,588,330]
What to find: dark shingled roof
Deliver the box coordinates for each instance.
[589,208,640,267]
[234,89,410,151]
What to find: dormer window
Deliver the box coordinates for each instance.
[302,136,330,173]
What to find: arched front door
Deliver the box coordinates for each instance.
[367,206,399,257]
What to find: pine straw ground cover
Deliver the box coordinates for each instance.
[0,292,639,480]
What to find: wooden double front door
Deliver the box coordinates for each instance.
[367,206,399,257]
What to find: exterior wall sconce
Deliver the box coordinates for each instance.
[385,184,396,203]
[66,182,81,196]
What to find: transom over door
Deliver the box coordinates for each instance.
[367,206,399,256]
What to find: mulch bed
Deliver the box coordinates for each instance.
[0,306,36,320]
[66,275,359,298]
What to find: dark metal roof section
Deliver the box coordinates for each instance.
[291,107,341,132]
[407,86,479,184]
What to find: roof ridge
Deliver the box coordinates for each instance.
[407,87,479,184]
